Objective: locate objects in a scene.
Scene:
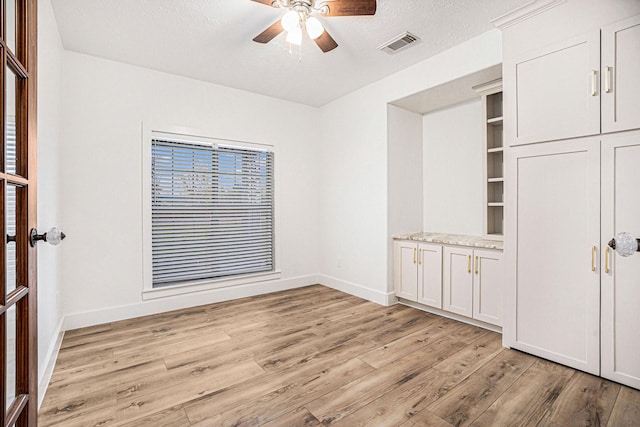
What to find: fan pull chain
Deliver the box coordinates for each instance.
[287,42,303,63]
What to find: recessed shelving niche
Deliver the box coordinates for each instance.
[474,79,504,241]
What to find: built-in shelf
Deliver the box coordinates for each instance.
[487,116,504,125]
[475,78,504,241]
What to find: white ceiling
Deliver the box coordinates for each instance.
[50,0,528,107]
[392,64,503,114]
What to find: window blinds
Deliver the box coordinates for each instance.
[151,138,274,287]
[6,119,16,293]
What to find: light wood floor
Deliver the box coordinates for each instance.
[39,285,640,426]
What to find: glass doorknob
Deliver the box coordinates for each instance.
[30,227,66,247]
[608,232,639,257]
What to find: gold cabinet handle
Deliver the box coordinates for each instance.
[591,70,598,96]
[605,66,612,93]
[413,248,416,264]
[418,248,422,265]
[467,255,471,273]
[605,246,610,273]
[475,256,479,275]
[591,245,596,272]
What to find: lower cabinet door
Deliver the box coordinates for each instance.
[601,131,640,389]
[505,137,601,375]
[417,243,442,309]
[473,249,503,326]
[443,246,473,318]
[394,240,418,301]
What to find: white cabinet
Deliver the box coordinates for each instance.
[503,11,640,389]
[473,249,504,326]
[505,137,601,375]
[417,243,443,308]
[601,15,640,133]
[443,247,473,318]
[601,130,640,389]
[507,14,640,146]
[443,247,503,326]
[508,32,600,145]
[393,240,442,309]
[394,240,419,301]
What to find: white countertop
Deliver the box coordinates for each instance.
[393,232,504,250]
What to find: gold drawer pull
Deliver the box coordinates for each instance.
[418,249,422,265]
[591,245,596,272]
[467,255,471,273]
[475,256,479,275]
[605,246,610,273]
[413,248,416,264]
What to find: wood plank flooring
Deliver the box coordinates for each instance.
[39,285,640,426]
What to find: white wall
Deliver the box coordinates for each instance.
[37,0,64,404]
[319,30,502,299]
[422,99,483,235]
[387,105,423,286]
[59,52,321,328]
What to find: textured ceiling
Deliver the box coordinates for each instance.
[50,0,528,107]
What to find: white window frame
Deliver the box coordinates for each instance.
[142,124,281,300]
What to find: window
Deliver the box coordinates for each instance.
[150,136,275,288]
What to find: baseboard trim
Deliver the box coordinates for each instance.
[398,298,502,333]
[62,275,320,331]
[38,318,64,409]
[318,275,395,306]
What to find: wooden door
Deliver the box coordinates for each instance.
[602,14,640,134]
[507,31,600,146]
[472,249,503,327]
[393,240,417,301]
[442,246,473,318]
[601,130,640,389]
[416,243,442,309]
[504,137,600,375]
[0,0,37,424]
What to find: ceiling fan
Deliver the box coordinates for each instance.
[251,0,377,53]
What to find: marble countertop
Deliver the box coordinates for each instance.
[393,232,504,250]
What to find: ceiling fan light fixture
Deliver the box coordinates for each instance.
[281,10,300,32]
[286,26,303,45]
[305,16,324,39]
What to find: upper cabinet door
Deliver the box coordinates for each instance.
[602,15,640,134]
[507,32,600,146]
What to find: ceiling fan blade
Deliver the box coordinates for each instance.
[322,0,377,16]
[314,29,338,53]
[253,20,284,44]
[250,0,278,6]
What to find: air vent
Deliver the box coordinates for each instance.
[378,31,421,55]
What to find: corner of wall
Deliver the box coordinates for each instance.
[38,318,64,409]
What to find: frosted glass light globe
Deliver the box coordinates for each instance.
[281,11,300,32]
[306,17,324,39]
[286,26,302,45]
[614,232,638,257]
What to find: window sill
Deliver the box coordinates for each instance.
[142,271,282,300]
